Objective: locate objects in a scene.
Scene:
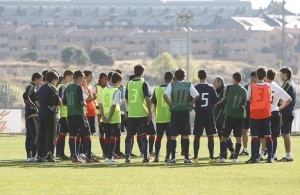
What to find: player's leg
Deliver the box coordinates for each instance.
[154,123,164,162]
[113,124,121,159]
[36,117,46,162]
[56,117,69,160]
[206,112,217,163]
[148,120,156,155]
[98,115,106,157]
[136,132,143,156]
[139,117,149,162]
[279,112,294,162]
[44,116,58,162]
[181,110,193,163]
[108,124,119,163]
[232,118,243,163]
[125,118,136,163]
[25,119,32,160]
[217,116,232,163]
[240,116,250,156]
[259,137,266,160]
[271,111,280,160]
[262,118,273,163]
[167,111,179,164]
[193,112,202,162]
[68,116,83,163]
[246,119,260,163]
[81,116,98,163]
[165,123,171,162]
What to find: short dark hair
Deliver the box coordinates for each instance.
[164,72,174,82]
[198,69,207,80]
[256,67,267,80]
[250,71,256,77]
[83,70,92,77]
[129,75,135,81]
[31,72,43,82]
[73,70,85,79]
[111,72,123,84]
[45,71,59,83]
[42,70,49,82]
[232,72,242,82]
[215,76,225,87]
[134,64,145,77]
[114,69,123,75]
[280,67,292,79]
[267,69,276,81]
[63,70,73,78]
[108,71,113,81]
[58,76,64,85]
[174,68,185,81]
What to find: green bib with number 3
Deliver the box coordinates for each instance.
[101,87,121,124]
[127,80,148,117]
[155,86,170,123]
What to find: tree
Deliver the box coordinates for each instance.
[20,51,38,61]
[150,52,178,80]
[61,46,89,65]
[89,47,115,65]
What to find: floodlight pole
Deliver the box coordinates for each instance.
[177,9,195,81]
[282,0,286,67]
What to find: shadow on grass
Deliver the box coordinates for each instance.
[0,159,250,169]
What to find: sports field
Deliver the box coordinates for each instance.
[0,135,300,194]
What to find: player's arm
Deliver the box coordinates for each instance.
[143,82,152,122]
[98,93,106,122]
[279,88,292,111]
[189,84,199,107]
[151,89,157,116]
[163,83,172,106]
[246,85,252,101]
[77,86,86,107]
[23,84,38,111]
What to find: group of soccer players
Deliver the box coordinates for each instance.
[23,64,296,164]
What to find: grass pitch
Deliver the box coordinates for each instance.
[0,135,300,194]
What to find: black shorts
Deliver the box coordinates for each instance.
[243,110,250,129]
[271,111,280,137]
[68,115,91,137]
[281,112,294,134]
[87,116,96,134]
[127,117,147,136]
[193,111,216,136]
[104,123,120,138]
[222,116,243,138]
[59,117,69,133]
[250,117,271,137]
[170,110,191,136]
[156,122,170,137]
[146,120,156,135]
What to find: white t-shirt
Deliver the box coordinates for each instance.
[247,82,272,102]
[164,80,199,99]
[269,81,291,112]
[99,86,121,105]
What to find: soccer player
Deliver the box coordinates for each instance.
[95,73,108,157]
[246,67,273,163]
[113,69,126,158]
[151,71,174,162]
[265,69,291,161]
[217,72,247,163]
[23,72,43,162]
[56,70,73,160]
[163,68,199,164]
[278,67,296,162]
[36,71,61,162]
[193,70,218,163]
[63,70,98,163]
[99,72,123,163]
[240,71,257,156]
[125,64,152,163]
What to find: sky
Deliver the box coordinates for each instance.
[250,0,300,14]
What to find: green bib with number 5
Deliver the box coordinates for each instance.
[128,80,148,117]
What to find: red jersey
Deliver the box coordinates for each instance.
[250,83,271,119]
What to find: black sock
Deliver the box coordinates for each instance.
[155,137,162,159]
[272,137,277,157]
[220,141,227,159]
[194,136,200,158]
[125,136,132,159]
[115,136,121,154]
[180,137,184,154]
[108,138,116,159]
[166,137,171,160]
[131,137,134,152]
[171,140,177,160]
[226,138,235,153]
[59,135,66,156]
[141,135,148,159]
[83,137,92,159]
[99,136,105,156]
[251,138,259,159]
[266,137,273,159]
[75,137,81,156]
[208,136,214,159]
[148,135,155,153]
[183,139,190,160]
[235,143,242,159]
[69,137,76,157]
[137,135,142,153]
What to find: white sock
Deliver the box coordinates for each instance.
[286,153,293,158]
[243,148,248,153]
[260,151,264,157]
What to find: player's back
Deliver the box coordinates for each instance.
[249,82,271,119]
[127,79,148,117]
[154,84,170,123]
[224,85,247,119]
[170,81,191,111]
[194,83,218,112]
[64,83,84,116]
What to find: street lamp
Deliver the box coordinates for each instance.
[282,0,286,67]
[177,9,195,81]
